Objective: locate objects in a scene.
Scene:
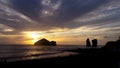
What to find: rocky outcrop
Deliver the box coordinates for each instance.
[34,38,57,46]
[102,38,120,51]
[92,39,98,47]
[86,38,91,47]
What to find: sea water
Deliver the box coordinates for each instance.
[0,45,84,62]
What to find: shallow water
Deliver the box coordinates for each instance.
[0,45,83,62]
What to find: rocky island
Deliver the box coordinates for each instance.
[34,38,57,46]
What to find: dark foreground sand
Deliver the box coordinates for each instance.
[1,48,120,68]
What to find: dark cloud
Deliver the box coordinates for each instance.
[11,0,41,19]
[9,0,106,28]
[0,0,119,34]
[56,0,106,22]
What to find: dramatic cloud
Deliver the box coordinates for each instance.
[0,0,119,45]
[0,0,108,30]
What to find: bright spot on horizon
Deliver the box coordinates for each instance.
[30,33,39,43]
[22,32,40,44]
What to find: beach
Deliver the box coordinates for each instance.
[1,47,120,68]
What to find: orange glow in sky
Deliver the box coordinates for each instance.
[30,33,39,43]
[22,32,40,44]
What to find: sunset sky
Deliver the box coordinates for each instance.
[0,0,120,45]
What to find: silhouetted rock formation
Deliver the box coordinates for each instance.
[102,37,120,51]
[86,38,91,47]
[34,38,57,46]
[92,39,98,47]
[50,41,57,46]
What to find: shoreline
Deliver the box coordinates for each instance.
[1,48,120,68]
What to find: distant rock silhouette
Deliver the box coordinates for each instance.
[92,39,98,47]
[34,38,57,46]
[86,38,91,47]
[102,37,120,51]
[50,41,57,46]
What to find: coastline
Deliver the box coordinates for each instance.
[1,47,120,68]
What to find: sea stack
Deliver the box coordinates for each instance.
[92,39,98,47]
[86,38,91,47]
[34,38,57,46]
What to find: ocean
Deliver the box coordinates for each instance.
[0,45,85,62]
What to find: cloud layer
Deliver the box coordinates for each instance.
[0,0,120,44]
[0,0,109,30]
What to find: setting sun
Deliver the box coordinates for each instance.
[30,33,39,43]
[22,31,41,44]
